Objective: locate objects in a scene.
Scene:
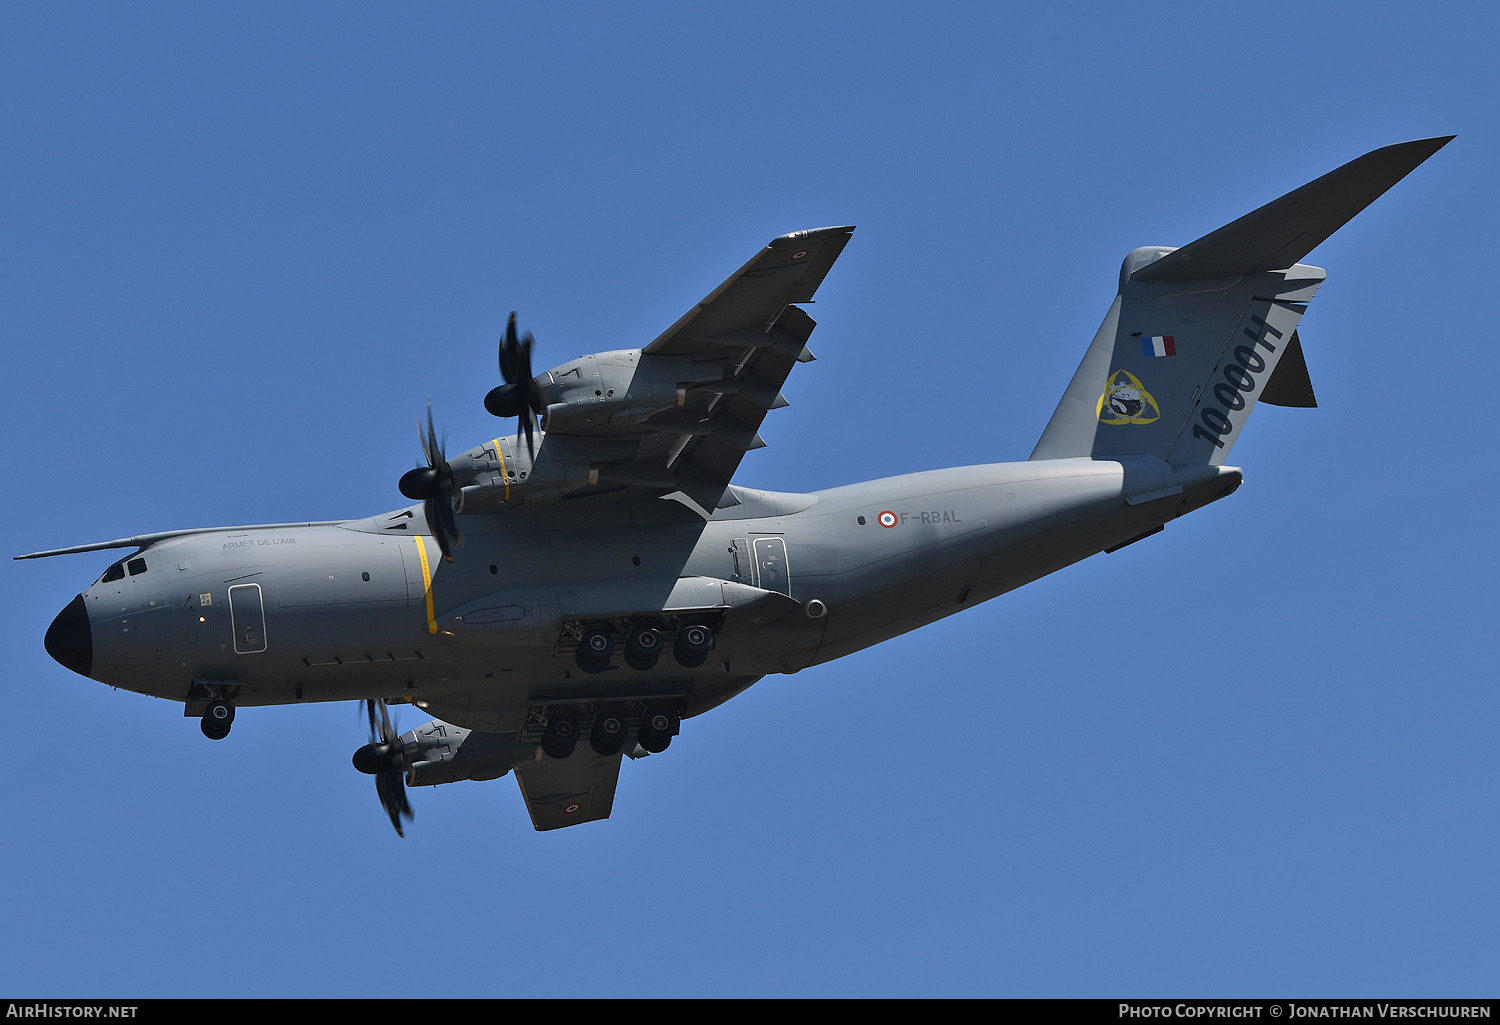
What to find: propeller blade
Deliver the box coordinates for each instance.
[355,698,413,837]
[500,311,519,382]
[398,401,462,562]
[422,403,445,467]
[491,313,544,459]
[426,496,458,564]
[375,770,413,838]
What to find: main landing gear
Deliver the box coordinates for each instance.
[637,709,677,753]
[541,715,579,759]
[200,698,235,740]
[589,712,629,757]
[574,621,715,674]
[537,704,680,760]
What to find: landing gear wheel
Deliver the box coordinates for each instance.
[589,712,628,756]
[673,624,714,669]
[541,716,579,759]
[624,625,663,671]
[575,626,615,674]
[201,699,234,739]
[637,708,679,754]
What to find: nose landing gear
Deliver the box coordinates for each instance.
[200,698,235,740]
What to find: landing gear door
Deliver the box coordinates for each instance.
[751,536,791,597]
[228,583,268,654]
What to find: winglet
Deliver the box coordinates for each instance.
[1132,136,1454,282]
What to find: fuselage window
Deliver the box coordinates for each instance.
[100,562,126,583]
[127,558,148,576]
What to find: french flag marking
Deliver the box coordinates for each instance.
[1142,335,1176,357]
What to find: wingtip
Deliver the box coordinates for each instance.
[773,225,856,245]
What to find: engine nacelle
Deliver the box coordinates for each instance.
[536,350,726,436]
[443,433,635,511]
[401,720,538,786]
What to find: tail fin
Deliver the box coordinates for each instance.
[1031,137,1452,464]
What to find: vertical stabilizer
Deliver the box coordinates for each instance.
[1030,258,1322,465]
[1030,137,1451,465]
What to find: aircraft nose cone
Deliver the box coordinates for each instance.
[44,595,92,678]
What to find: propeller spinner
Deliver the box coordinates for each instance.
[484,311,544,457]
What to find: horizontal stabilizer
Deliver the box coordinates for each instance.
[1132,137,1453,282]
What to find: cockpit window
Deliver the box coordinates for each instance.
[127,558,148,576]
[100,562,126,583]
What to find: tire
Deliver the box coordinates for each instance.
[637,708,678,754]
[589,713,628,757]
[575,626,615,673]
[624,625,663,671]
[673,624,713,669]
[200,719,230,741]
[542,716,579,759]
[203,698,235,727]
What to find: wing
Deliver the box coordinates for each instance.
[513,749,623,831]
[443,226,854,517]
[627,225,852,513]
[644,224,855,357]
[601,225,854,513]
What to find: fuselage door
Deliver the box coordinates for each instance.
[228,583,268,654]
[729,538,752,583]
[751,536,791,596]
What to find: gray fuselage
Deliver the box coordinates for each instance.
[57,456,1239,733]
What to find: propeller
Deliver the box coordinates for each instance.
[397,402,461,564]
[352,699,413,837]
[483,311,544,458]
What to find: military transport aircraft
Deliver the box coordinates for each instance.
[20,138,1450,835]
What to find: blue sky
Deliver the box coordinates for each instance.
[2,2,1496,998]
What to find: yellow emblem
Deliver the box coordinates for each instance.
[1096,369,1161,425]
